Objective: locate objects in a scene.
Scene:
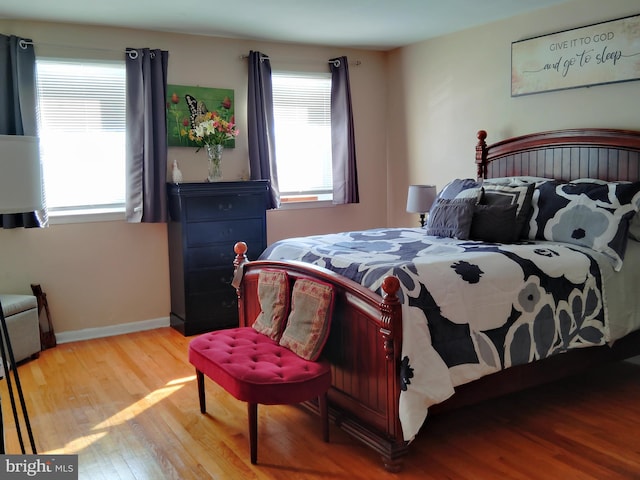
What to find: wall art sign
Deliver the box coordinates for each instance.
[166,84,236,147]
[511,14,640,96]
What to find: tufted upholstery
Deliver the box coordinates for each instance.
[188,327,332,464]
[189,327,331,404]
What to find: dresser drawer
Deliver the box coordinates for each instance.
[186,267,235,293]
[187,237,263,268]
[186,218,264,247]
[187,290,238,324]
[185,193,265,221]
[187,245,236,269]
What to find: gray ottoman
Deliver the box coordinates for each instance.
[0,294,41,364]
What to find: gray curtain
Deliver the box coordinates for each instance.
[0,34,47,228]
[125,48,169,223]
[247,50,280,209]
[329,56,359,204]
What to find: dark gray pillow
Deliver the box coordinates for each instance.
[481,183,534,238]
[425,198,475,239]
[470,204,519,243]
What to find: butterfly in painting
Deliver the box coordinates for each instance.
[185,94,209,129]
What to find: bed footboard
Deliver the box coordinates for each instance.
[233,242,409,471]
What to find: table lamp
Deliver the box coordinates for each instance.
[406,184,437,227]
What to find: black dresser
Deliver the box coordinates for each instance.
[167,181,269,335]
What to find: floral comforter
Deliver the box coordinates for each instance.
[260,228,607,441]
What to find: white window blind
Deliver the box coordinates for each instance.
[36,58,126,212]
[272,72,332,200]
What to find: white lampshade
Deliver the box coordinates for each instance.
[0,135,44,214]
[406,184,437,214]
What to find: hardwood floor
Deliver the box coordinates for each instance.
[2,327,639,479]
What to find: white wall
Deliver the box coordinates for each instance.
[387,0,640,227]
[0,19,387,334]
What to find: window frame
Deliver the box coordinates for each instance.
[271,70,333,206]
[35,56,127,223]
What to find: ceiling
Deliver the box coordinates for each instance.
[1,0,573,51]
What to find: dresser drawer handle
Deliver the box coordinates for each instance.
[218,228,234,237]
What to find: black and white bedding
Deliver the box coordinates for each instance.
[260,227,640,441]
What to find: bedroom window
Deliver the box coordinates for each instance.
[272,72,332,203]
[35,58,126,221]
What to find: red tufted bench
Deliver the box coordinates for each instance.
[188,327,332,464]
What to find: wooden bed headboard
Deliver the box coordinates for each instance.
[475,128,640,182]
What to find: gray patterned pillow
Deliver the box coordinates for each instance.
[528,180,640,270]
[481,183,534,238]
[437,178,482,201]
[483,176,552,186]
[426,198,475,239]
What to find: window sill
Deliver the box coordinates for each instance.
[278,199,334,210]
[48,207,125,225]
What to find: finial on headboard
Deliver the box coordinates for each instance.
[475,130,488,180]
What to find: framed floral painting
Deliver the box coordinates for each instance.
[166,84,236,148]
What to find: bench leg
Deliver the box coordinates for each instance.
[248,403,258,464]
[319,393,329,443]
[196,370,206,414]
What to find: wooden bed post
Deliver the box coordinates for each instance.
[379,276,408,472]
[233,241,248,270]
[475,130,488,180]
[380,276,401,360]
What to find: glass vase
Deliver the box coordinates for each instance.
[205,144,223,182]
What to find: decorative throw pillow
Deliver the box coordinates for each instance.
[252,269,290,341]
[483,176,553,186]
[569,179,640,242]
[481,183,534,238]
[279,278,334,361]
[425,198,475,239]
[436,178,482,202]
[470,204,519,243]
[528,180,640,270]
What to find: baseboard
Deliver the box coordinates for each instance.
[55,317,170,344]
